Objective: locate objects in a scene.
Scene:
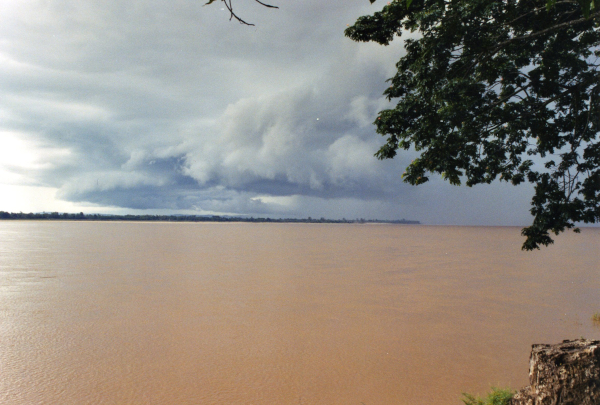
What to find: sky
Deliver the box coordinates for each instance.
[0,0,536,225]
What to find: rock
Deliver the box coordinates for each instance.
[511,339,600,405]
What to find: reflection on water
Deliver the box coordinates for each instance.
[0,222,598,404]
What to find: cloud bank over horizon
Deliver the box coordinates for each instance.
[0,0,535,225]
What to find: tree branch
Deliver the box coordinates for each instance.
[209,0,278,26]
[254,0,278,9]
[507,0,580,25]
[495,11,600,49]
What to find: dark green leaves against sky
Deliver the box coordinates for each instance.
[346,0,600,249]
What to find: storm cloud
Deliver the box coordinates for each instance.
[0,0,534,224]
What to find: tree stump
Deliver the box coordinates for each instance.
[511,339,600,405]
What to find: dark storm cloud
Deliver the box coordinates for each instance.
[0,0,534,223]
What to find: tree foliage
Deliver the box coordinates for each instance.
[346,0,600,249]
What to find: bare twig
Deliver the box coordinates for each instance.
[208,0,278,26]
[254,0,278,9]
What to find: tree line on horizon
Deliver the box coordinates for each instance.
[0,211,420,224]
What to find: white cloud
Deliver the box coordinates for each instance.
[0,0,536,224]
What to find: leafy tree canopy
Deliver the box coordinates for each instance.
[345,0,600,249]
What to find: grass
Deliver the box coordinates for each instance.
[461,387,515,405]
[592,313,600,324]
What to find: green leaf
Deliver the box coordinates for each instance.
[348,0,600,250]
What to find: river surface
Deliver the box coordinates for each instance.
[0,222,598,405]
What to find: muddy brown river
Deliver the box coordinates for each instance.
[1,222,598,404]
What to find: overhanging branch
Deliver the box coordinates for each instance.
[495,10,600,49]
[206,0,278,26]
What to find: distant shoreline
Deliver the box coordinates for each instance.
[0,211,420,225]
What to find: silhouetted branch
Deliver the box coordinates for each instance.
[254,0,278,9]
[205,0,278,26]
